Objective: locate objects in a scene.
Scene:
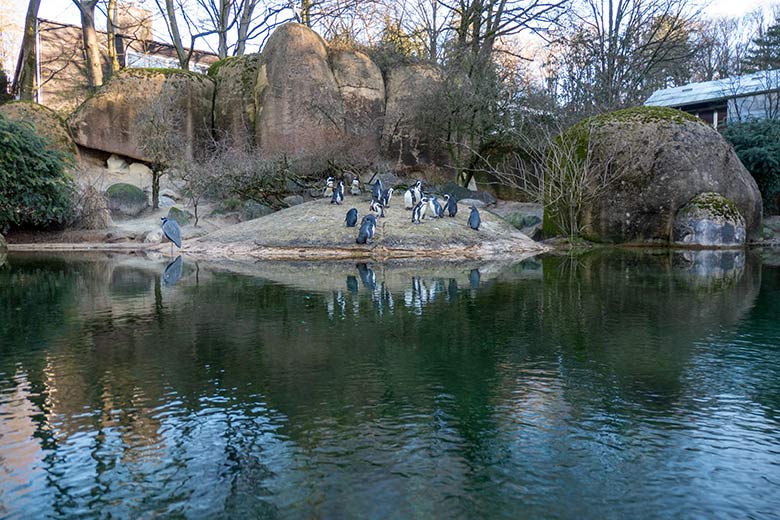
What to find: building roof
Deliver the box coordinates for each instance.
[645,69,780,107]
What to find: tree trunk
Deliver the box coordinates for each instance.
[13,0,41,100]
[152,168,162,210]
[106,0,120,77]
[165,0,189,68]
[76,0,104,90]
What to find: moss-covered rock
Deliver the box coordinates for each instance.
[68,68,214,161]
[167,206,193,225]
[106,183,148,217]
[546,106,762,244]
[673,192,746,247]
[0,101,79,158]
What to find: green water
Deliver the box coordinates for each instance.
[0,250,779,519]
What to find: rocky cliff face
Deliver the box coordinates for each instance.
[68,69,215,162]
[67,23,438,166]
[0,101,79,158]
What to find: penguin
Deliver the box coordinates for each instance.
[468,205,481,230]
[446,194,458,217]
[350,178,361,196]
[356,214,377,243]
[381,187,394,207]
[371,178,383,202]
[429,196,443,218]
[323,176,334,198]
[411,180,422,203]
[369,199,385,218]
[345,207,358,227]
[412,197,429,223]
[331,180,344,205]
[403,188,416,209]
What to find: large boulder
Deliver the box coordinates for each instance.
[210,54,263,148]
[255,23,344,155]
[382,64,441,166]
[106,182,148,217]
[672,192,746,247]
[0,101,79,158]
[552,107,762,244]
[68,68,215,161]
[330,49,385,155]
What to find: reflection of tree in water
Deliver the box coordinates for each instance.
[0,250,770,517]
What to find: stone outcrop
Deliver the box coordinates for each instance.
[0,101,79,157]
[553,107,762,244]
[382,64,441,165]
[68,68,215,161]
[106,182,148,217]
[210,54,263,148]
[255,23,344,155]
[330,49,385,155]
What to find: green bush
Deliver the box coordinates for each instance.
[0,114,75,230]
[721,119,780,214]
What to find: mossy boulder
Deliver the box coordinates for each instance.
[0,101,79,158]
[167,206,193,225]
[106,183,148,217]
[211,54,263,148]
[673,192,746,247]
[549,106,762,244]
[68,68,215,161]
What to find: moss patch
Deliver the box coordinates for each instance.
[167,206,193,225]
[682,192,744,222]
[106,183,146,203]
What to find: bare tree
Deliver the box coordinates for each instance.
[72,0,104,89]
[12,0,41,100]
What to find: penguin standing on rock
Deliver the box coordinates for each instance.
[381,187,394,207]
[468,206,481,230]
[345,208,358,227]
[411,180,422,203]
[331,180,344,205]
[444,194,458,217]
[356,214,377,244]
[371,178,383,202]
[350,179,361,196]
[412,197,429,223]
[323,176,334,198]
[404,188,416,209]
[369,199,385,218]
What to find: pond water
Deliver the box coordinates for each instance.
[1,250,779,519]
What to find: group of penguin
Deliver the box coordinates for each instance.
[324,176,481,244]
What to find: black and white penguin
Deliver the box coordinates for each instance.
[446,194,458,217]
[381,187,394,207]
[345,208,358,227]
[369,199,385,218]
[323,176,334,198]
[356,214,377,243]
[411,180,422,203]
[331,180,344,205]
[403,188,416,209]
[371,178,383,202]
[429,196,444,218]
[468,206,481,230]
[350,178,361,196]
[412,197,429,223]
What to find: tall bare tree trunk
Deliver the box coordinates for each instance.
[73,0,103,90]
[164,0,189,68]
[13,0,41,100]
[106,0,120,77]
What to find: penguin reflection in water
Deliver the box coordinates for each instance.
[345,208,358,227]
[356,214,377,244]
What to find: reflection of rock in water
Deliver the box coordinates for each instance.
[163,256,183,286]
[672,249,745,288]
[346,275,358,294]
[111,265,156,295]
